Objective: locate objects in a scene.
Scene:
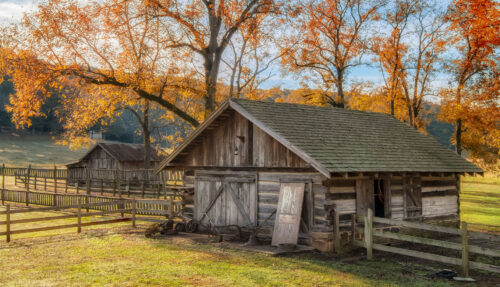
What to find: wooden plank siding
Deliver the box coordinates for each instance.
[171,109,309,169]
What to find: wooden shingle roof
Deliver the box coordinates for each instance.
[160,98,482,176]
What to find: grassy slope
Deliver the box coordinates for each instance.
[460,176,500,232]
[0,134,87,167]
[0,231,456,286]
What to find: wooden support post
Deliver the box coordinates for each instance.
[5,204,11,242]
[76,182,80,194]
[77,198,82,233]
[462,221,469,277]
[86,168,91,196]
[351,214,356,242]
[85,195,89,213]
[333,209,340,253]
[365,208,373,260]
[53,165,57,193]
[113,170,117,196]
[127,179,130,197]
[53,193,57,206]
[132,198,136,228]
[141,180,145,198]
[169,197,174,219]
[34,175,37,190]
[26,165,31,192]
[1,163,5,205]
[101,179,104,195]
[44,177,47,191]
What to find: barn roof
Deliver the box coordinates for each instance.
[70,142,162,165]
[159,98,482,176]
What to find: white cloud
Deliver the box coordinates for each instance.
[0,1,37,24]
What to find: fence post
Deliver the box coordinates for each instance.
[1,163,5,205]
[6,204,10,242]
[53,165,57,193]
[113,170,117,196]
[26,164,31,191]
[365,208,373,260]
[132,198,136,228]
[44,177,47,191]
[85,195,89,213]
[77,198,82,233]
[461,221,469,277]
[86,168,91,196]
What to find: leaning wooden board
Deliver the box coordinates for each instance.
[272,182,305,246]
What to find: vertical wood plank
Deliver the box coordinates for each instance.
[366,208,373,260]
[132,198,136,228]
[6,204,10,242]
[462,221,469,277]
[77,198,82,233]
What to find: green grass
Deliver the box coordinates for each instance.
[0,225,459,287]
[0,134,87,167]
[460,176,500,232]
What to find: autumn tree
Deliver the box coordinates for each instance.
[222,15,282,99]
[441,0,499,155]
[146,0,280,116]
[281,0,381,108]
[0,0,203,129]
[374,0,446,128]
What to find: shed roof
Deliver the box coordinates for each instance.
[160,98,482,176]
[69,142,162,165]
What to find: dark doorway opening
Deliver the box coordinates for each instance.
[374,179,385,217]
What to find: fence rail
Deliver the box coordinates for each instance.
[1,164,186,199]
[0,189,182,217]
[353,208,500,276]
[0,199,136,242]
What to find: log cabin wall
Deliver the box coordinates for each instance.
[172,109,309,169]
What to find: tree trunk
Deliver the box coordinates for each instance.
[204,52,222,118]
[336,68,345,108]
[456,118,462,155]
[142,103,152,169]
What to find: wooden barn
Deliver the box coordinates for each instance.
[158,99,482,251]
[67,142,162,170]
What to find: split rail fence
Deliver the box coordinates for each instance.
[353,208,500,276]
[0,199,136,242]
[0,188,182,218]
[0,164,184,199]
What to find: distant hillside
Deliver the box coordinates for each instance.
[421,102,454,149]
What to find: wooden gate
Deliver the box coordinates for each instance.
[272,182,306,246]
[356,179,374,216]
[403,175,422,218]
[194,172,257,227]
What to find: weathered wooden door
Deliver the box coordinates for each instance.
[194,172,257,227]
[403,175,422,218]
[272,183,305,246]
[356,179,374,216]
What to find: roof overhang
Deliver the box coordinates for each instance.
[157,100,332,178]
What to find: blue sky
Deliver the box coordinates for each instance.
[0,0,450,98]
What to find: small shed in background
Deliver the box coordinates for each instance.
[67,142,162,170]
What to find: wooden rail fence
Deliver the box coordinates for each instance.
[0,199,136,242]
[0,189,182,218]
[1,164,185,199]
[353,208,500,276]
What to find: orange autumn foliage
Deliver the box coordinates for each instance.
[440,0,499,155]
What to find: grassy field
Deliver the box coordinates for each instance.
[0,134,87,167]
[0,207,482,287]
[460,176,500,233]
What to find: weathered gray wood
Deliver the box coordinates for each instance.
[462,222,469,277]
[365,209,373,260]
[6,205,10,242]
[356,179,373,216]
[372,216,461,235]
[372,243,462,266]
[271,182,305,246]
